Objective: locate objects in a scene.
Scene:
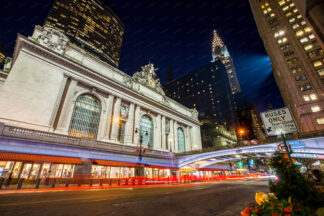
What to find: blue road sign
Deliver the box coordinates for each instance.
[287,140,305,149]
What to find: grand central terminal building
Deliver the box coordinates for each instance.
[0,25,203,182]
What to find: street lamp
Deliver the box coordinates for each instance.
[134,128,148,161]
[238,128,245,141]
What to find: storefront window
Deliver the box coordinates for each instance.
[0,161,14,178]
[29,164,41,180]
[40,163,51,178]
[110,167,120,178]
[144,167,153,178]
[11,162,22,178]
[20,163,33,178]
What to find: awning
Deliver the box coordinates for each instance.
[94,160,141,167]
[0,152,82,164]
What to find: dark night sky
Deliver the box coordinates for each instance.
[1,0,284,113]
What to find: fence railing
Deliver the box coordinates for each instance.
[0,123,173,158]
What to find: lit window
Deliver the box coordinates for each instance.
[311,105,320,112]
[282,37,287,42]
[292,23,299,29]
[69,94,101,139]
[293,8,298,13]
[297,14,302,19]
[289,3,295,7]
[287,57,298,65]
[267,7,272,12]
[296,30,304,37]
[316,118,324,125]
[300,37,308,43]
[265,3,269,6]
[304,44,313,51]
[304,27,311,32]
[313,60,323,68]
[301,20,306,25]
[318,68,324,76]
[286,12,292,17]
[261,5,265,9]
[282,6,289,11]
[303,95,310,101]
[299,85,305,91]
[305,83,312,90]
[274,32,279,37]
[270,13,275,17]
[263,9,268,14]
[289,18,295,23]
[279,0,285,6]
[310,94,317,100]
[307,51,317,58]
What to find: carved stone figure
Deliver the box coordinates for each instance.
[191,108,199,120]
[132,63,165,95]
[37,26,69,55]
[122,76,134,88]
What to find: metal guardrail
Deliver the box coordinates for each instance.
[0,123,173,159]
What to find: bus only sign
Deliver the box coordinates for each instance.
[260,107,298,137]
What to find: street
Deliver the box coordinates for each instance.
[0,180,268,216]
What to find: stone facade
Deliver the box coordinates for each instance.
[0,25,202,153]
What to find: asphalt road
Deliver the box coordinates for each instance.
[0,180,269,216]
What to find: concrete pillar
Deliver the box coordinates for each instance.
[154,114,161,150]
[56,78,78,134]
[110,98,121,141]
[161,116,166,150]
[124,103,135,145]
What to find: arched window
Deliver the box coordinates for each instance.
[140,115,154,148]
[68,94,101,139]
[177,128,185,152]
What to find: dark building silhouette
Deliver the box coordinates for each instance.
[164,60,237,148]
[45,0,125,67]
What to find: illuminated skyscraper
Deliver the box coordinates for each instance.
[249,0,324,133]
[45,0,125,67]
[212,30,241,95]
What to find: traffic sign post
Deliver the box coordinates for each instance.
[281,132,294,166]
[260,107,297,167]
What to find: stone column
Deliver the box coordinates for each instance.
[169,119,174,152]
[154,114,161,150]
[174,121,179,153]
[99,95,114,140]
[185,126,192,152]
[56,78,78,134]
[124,103,135,145]
[110,98,121,141]
[161,116,166,150]
[49,75,68,131]
[133,105,141,144]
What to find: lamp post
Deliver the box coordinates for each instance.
[135,128,148,161]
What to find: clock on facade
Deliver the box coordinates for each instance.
[149,79,155,88]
